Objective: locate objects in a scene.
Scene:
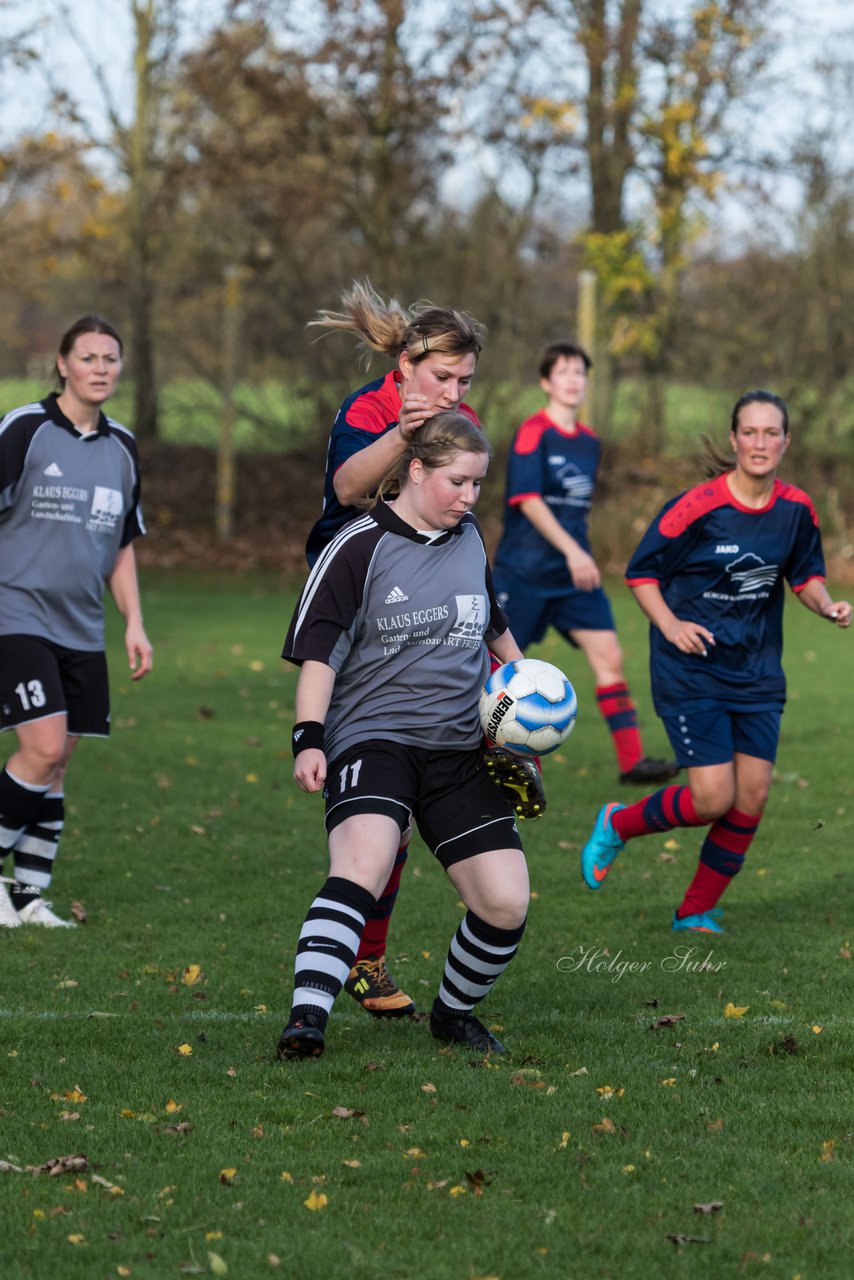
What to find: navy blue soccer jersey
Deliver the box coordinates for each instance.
[492,410,600,592]
[626,473,826,713]
[305,370,479,565]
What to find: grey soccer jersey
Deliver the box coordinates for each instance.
[0,395,145,649]
[283,503,508,763]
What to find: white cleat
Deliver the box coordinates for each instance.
[16,896,77,928]
[0,879,22,928]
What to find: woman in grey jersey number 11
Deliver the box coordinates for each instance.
[0,315,152,929]
[278,411,531,1059]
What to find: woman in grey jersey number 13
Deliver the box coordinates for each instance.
[0,315,152,929]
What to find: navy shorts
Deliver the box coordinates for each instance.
[661,705,782,768]
[494,577,615,650]
[0,634,110,737]
[324,741,523,869]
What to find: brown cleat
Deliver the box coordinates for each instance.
[344,955,416,1018]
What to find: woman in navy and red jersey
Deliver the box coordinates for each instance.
[305,282,544,1019]
[580,390,851,933]
[493,341,676,785]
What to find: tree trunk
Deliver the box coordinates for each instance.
[129,0,158,438]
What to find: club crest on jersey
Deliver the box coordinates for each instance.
[87,485,123,533]
[447,594,486,648]
[556,462,594,497]
[726,552,778,593]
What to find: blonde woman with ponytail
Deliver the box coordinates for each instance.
[301,285,545,1022]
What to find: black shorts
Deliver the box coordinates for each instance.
[324,741,524,870]
[0,634,110,737]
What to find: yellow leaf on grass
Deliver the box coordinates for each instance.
[219,1168,237,1184]
[459,1139,470,1148]
[591,1117,616,1133]
[342,1159,362,1168]
[245,773,258,784]
[206,1231,223,1240]
[67,1234,86,1245]
[403,1147,426,1158]
[165,1099,182,1114]
[182,965,203,986]
[449,1185,467,1197]
[622,1164,636,1173]
[723,1002,749,1018]
[208,1252,228,1277]
[661,1078,677,1087]
[596,1085,624,1097]
[812,1025,823,1035]
[304,1190,328,1211]
[280,1171,293,1183]
[176,1043,193,1056]
[65,1088,87,1104]
[117,1268,131,1277]
[421,1083,437,1093]
[558,1131,570,1149]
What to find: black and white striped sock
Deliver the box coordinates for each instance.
[11,793,64,896]
[434,910,527,1015]
[290,876,377,1026]
[0,766,49,862]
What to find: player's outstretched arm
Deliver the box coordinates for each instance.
[796,580,852,629]
[107,544,153,680]
[629,581,716,656]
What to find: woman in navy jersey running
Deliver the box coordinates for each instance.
[306,282,545,1020]
[0,316,152,928]
[580,390,850,933]
[493,341,677,785]
[278,412,529,1059]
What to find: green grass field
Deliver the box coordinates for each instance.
[0,377,732,455]
[1,573,852,1280]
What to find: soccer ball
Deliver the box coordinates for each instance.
[480,658,578,758]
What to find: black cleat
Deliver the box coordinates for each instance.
[619,756,680,786]
[484,747,546,820]
[429,1007,506,1054]
[276,1011,326,1060]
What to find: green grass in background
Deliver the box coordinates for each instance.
[1,573,852,1279]
[0,377,733,455]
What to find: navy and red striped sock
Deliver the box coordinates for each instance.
[355,843,408,961]
[677,808,760,918]
[612,784,704,842]
[596,682,643,773]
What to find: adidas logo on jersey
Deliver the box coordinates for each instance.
[384,586,409,604]
[43,462,64,477]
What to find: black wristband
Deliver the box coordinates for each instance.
[292,720,325,757]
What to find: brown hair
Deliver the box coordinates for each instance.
[370,411,492,505]
[310,280,486,367]
[55,314,123,388]
[539,340,592,379]
[702,389,790,477]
